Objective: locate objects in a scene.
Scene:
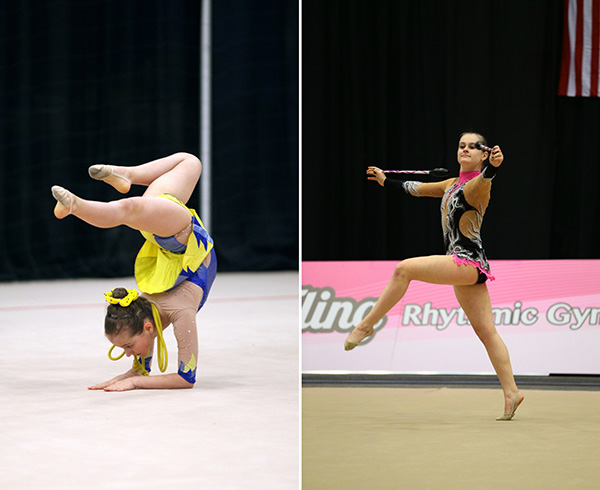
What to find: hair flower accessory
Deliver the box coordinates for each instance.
[104,288,139,307]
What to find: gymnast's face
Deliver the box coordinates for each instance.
[108,321,155,358]
[457,133,488,171]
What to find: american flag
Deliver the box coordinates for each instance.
[558,0,600,96]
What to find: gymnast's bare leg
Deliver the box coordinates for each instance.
[454,283,524,416]
[52,153,201,238]
[344,255,478,348]
[344,254,523,418]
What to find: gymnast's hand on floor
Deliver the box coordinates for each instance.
[102,378,137,392]
[88,380,113,390]
[88,369,138,391]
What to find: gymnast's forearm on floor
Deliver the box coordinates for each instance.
[132,373,194,390]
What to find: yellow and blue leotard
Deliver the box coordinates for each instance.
[134,193,214,295]
[133,194,216,384]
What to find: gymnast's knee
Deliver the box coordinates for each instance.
[392,261,412,282]
[176,152,202,175]
[116,197,140,216]
[473,324,498,345]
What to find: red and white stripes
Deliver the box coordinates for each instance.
[558,0,600,96]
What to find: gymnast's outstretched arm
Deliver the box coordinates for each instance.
[366,166,452,197]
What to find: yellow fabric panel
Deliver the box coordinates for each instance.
[134,194,212,294]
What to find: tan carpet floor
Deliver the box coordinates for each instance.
[303,386,600,490]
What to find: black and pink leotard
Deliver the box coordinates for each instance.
[384,166,498,281]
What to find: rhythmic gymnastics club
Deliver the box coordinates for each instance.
[475,141,493,152]
[381,168,449,177]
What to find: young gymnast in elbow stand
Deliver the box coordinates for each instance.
[51,152,216,391]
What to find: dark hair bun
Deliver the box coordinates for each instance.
[111,287,129,300]
[104,288,154,337]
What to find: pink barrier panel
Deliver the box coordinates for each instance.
[302,260,600,375]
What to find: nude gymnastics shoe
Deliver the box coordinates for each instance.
[344,326,374,351]
[88,164,131,193]
[496,392,524,421]
[51,185,74,219]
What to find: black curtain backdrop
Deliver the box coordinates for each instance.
[0,0,298,282]
[213,1,299,271]
[302,0,600,262]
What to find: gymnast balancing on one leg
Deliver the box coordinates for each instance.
[345,132,524,420]
[51,152,216,391]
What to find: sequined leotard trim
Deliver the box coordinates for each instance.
[440,171,494,281]
[387,168,496,281]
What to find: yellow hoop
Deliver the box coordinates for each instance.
[108,344,125,360]
[133,356,150,376]
[152,303,168,373]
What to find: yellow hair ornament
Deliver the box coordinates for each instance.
[104,288,139,307]
[105,288,138,360]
